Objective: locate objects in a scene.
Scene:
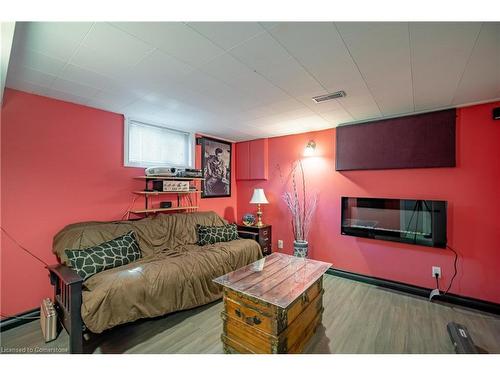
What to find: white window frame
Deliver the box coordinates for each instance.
[124,117,195,169]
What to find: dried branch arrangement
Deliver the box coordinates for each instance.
[281,160,318,242]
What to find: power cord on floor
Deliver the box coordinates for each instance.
[1,313,40,320]
[0,226,48,320]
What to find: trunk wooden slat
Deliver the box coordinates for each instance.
[214,253,331,354]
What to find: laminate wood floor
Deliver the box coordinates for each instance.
[2,275,499,354]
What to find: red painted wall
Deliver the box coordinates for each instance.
[1,88,498,316]
[237,101,500,304]
[0,89,236,316]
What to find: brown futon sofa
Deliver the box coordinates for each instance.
[48,211,262,353]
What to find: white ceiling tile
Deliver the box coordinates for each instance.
[152,111,205,130]
[8,47,66,76]
[296,94,343,114]
[410,22,482,111]
[68,24,157,84]
[51,77,100,99]
[207,128,252,141]
[140,91,190,111]
[253,114,331,134]
[43,87,91,106]
[87,90,139,110]
[179,70,262,110]
[123,98,162,113]
[336,95,380,121]
[236,98,306,122]
[5,78,49,96]
[344,103,382,121]
[266,23,358,90]
[130,49,193,82]
[319,108,354,125]
[111,22,225,67]
[304,83,379,121]
[122,99,165,119]
[245,107,319,129]
[85,99,124,114]
[199,53,288,104]
[259,23,281,32]
[6,21,500,142]
[140,93,220,130]
[453,23,500,105]
[336,22,414,115]
[233,126,270,138]
[155,108,225,132]
[187,22,265,50]
[207,131,250,142]
[229,32,325,97]
[70,46,142,80]
[104,49,195,96]
[59,64,125,92]
[13,22,93,61]
[124,97,214,129]
[106,73,168,100]
[266,22,382,119]
[7,65,56,87]
[170,69,222,94]
[196,100,249,118]
[149,84,221,112]
[74,23,155,72]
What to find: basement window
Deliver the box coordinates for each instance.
[124,118,195,168]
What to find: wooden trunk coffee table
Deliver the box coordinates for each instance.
[213,252,331,354]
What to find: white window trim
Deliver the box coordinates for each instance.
[123,117,195,169]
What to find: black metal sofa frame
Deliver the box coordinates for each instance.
[47,230,259,354]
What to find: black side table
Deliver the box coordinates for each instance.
[237,224,272,256]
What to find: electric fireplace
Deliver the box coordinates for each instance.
[341,197,447,248]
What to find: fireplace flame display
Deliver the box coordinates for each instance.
[341,197,447,248]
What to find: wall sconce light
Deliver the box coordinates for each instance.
[304,140,316,157]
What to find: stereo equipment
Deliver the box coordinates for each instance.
[493,107,500,120]
[160,201,172,209]
[177,168,203,178]
[145,167,203,178]
[145,167,178,176]
[40,298,58,343]
[447,322,478,354]
[152,180,190,192]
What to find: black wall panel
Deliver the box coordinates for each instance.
[335,109,456,171]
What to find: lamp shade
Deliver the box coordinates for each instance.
[249,188,269,204]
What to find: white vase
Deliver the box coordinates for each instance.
[293,240,309,258]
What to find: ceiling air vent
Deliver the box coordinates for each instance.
[312,90,346,103]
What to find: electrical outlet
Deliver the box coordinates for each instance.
[432,266,442,278]
[277,240,284,249]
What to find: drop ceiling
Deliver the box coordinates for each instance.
[5,22,500,141]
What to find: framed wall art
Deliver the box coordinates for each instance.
[201,137,232,198]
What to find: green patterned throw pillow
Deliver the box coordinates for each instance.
[65,231,141,281]
[197,224,239,246]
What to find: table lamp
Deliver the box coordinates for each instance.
[250,188,269,227]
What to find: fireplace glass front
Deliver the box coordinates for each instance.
[341,197,447,248]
